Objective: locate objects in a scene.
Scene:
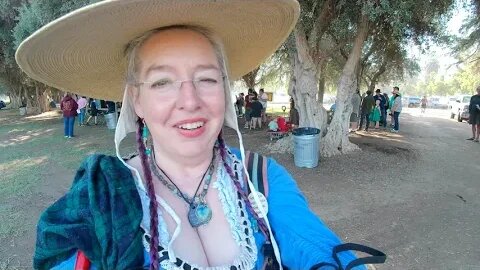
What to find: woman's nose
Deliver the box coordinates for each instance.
[175,81,202,111]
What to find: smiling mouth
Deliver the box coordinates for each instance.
[177,121,205,130]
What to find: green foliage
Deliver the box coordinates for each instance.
[403,61,480,96]
[13,0,100,48]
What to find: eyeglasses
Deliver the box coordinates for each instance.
[135,74,226,94]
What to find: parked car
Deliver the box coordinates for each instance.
[447,96,457,109]
[403,96,421,108]
[450,95,471,122]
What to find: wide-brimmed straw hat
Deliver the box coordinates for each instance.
[15,0,300,102]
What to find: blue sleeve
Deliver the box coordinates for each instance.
[266,158,365,270]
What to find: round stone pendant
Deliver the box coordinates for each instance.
[188,203,212,228]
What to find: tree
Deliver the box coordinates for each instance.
[321,0,454,156]
[288,0,345,135]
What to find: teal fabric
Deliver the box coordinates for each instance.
[34,155,144,269]
[370,107,381,122]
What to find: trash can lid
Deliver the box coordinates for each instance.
[292,127,320,136]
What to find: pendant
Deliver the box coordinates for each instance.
[188,202,212,228]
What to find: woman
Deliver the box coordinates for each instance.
[60,93,78,138]
[77,96,88,126]
[391,87,402,133]
[16,1,383,269]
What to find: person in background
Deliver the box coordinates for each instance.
[350,90,361,132]
[236,93,245,117]
[259,88,268,123]
[244,88,253,128]
[106,100,116,113]
[289,97,299,128]
[391,86,403,133]
[467,86,480,142]
[370,99,381,129]
[0,100,5,110]
[383,93,390,125]
[358,90,375,132]
[420,96,428,114]
[60,93,78,138]
[388,92,395,127]
[250,96,263,130]
[85,98,98,125]
[76,96,88,126]
[374,89,387,128]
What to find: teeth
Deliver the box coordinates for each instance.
[178,121,204,130]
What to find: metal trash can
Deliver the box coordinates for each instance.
[293,127,320,168]
[104,112,117,130]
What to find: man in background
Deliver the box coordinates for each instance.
[467,86,480,142]
[358,90,375,132]
[374,89,387,128]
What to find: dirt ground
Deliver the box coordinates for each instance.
[0,108,479,269]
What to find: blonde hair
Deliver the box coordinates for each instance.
[124,25,228,88]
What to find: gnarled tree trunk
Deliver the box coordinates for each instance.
[241,67,260,89]
[290,23,327,132]
[321,15,370,157]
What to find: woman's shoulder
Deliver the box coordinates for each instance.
[78,154,128,172]
[73,154,135,187]
[227,147,287,174]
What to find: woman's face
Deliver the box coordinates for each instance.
[132,29,225,159]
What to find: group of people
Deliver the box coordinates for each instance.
[235,88,268,129]
[351,86,403,133]
[60,93,117,138]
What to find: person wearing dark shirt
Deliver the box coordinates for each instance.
[358,90,375,131]
[250,97,263,129]
[374,89,387,128]
[467,86,480,142]
[60,93,78,138]
[85,99,99,125]
[244,88,254,128]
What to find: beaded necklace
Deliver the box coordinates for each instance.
[149,147,216,228]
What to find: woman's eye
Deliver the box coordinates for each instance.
[199,78,218,84]
[151,79,172,88]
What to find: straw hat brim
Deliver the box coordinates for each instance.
[15,0,299,102]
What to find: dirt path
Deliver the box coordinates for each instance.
[0,108,479,269]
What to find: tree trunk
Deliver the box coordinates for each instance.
[241,67,260,89]
[317,62,327,104]
[321,14,370,157]
[290,23,327,132]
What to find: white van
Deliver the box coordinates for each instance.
[450,95,471,122]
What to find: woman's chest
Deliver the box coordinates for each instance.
[138,169,259,269]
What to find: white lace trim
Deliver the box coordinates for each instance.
[136,149,257,270]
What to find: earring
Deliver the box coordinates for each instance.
[142,120,151,156]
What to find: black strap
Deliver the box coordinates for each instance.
[310,243,386,270]
[333,243,386,270]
